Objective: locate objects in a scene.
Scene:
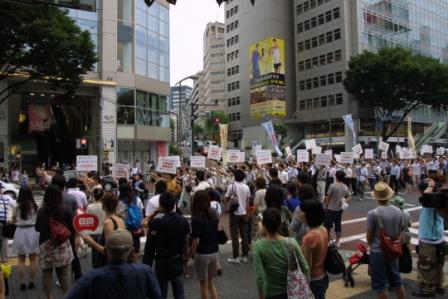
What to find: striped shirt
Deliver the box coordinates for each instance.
[0,194,16,222]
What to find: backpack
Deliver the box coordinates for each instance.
[373,209,402,259]
[125,202,143,231]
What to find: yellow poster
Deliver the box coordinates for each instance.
[249,37,286,119]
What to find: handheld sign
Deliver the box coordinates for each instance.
[305,139,317,150]
[297,150,309,163]
[112,163,130,179]
[340,152,354,164]
[157,157,178,174]
[227,150,240,163]
[352,144,363,156]
[256,150,273,165]
[315,154,332,166]
[190,156,206,169]
[76,155,98,172]
[365,149,374,160]
[73,214,99,233]
[207,145,222,161]
[311,146,322,155]
[378,141,389,152]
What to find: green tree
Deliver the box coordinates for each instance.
[0,2,97,105]
[204,111,229,142]
[343,47,448,140]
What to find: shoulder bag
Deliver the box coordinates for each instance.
[284,238,314,299]
[373,209,402,259]
[324,231,346,275]
[223,184,239,213]
[50,217,71,244]
[1,196,16,239]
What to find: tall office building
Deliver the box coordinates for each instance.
[224,0,295,148]
[203,22,226,112]
[170,85,192,111]
[292,0,448,150]
[2,0,172,172]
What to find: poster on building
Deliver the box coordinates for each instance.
[190,156,206,169]
[297,150,309,162]
[249,37,286,119]
[315,154,332,166]
[365,149,374,160]
[340,152,354,164]
[157,157,178,174]
[112,164,130,180]
[76,155,98,172]
[256,150,273,165]
[207,145,222,161]
[28,105,53,133]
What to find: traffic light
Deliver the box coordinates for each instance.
[81,138,88,149]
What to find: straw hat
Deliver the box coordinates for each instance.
[371,181,394,201]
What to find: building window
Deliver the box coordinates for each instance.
[303,1,309,12]
[297,23,303,33]
[306,99,312,109]
[327,52,334,63]
[305,39,311,50]
[304,20,310,31]
[335,71,343,83]
[326,31,333,43]
[320,75,326,86]
[305,59,311,69]
[318,14,324,25]
[306,79,312,89]
[325,10,332,22]
[313,97,320,109]
[312,56,318,67]
[298,61,305,71]
[329,94,335,105]
[300,100,306,110]
[336,93,343,105]
[313,77,319,88]
[299,81,305,91]
[334,28,341,40]
[321,96,327,107]
[335,50,342,61]
[333,7,340,19]
[297,4,303,15]
[312,37,318,48]
[319,54,326,65]
[310,0,316,9]
[319,34,325,45]
[327,73,335,84]
[117,87,135,125]
[298,42,304,52]
[311,17,317,28]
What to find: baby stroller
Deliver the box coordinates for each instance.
[343,242,369,287]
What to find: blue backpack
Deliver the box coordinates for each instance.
[125,202,142,231]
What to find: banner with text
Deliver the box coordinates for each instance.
[76,155,98,172]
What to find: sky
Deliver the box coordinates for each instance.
[169,0,224,87]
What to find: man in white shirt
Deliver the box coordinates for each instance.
[278,164,289,185]
[225,169,251,264]
[67,178,88,210]
[192,170,211,193]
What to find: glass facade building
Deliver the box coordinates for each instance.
[359,0,448,61]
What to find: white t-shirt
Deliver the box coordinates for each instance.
[67,188,88,210]
[144,194,176,216]
[225,181,250,216]
[279,170,288,185]
[193,181,211,193]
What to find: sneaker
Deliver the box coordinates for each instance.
[411,290,435,298]
[56,280,61,288]
[240,257,248,263]
[227,257,240,264]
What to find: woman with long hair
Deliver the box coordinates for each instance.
[82,192,125,268]
[35,184,75,299]
[186,190,219,299]
[12,186,39,290]
[85,187,106,267]
[117,183,143,262]
[265,184,292,237]
[299,199,329,299]
[253,208,310,299]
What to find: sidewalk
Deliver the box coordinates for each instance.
[2,247,447,299]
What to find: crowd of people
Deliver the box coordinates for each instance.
[0,153,444,298]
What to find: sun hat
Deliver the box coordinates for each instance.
[371,181,394,201]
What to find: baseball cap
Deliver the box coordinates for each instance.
[105,229,133,252]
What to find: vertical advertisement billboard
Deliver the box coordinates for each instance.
[249,37,286,119]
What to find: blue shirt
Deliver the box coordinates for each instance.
[418,207,445,243]
[390,166,401,178]
[65,262,162,299]
[284,196,301,213]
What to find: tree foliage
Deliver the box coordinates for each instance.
[0,2,97,105]
[343,47,448,139]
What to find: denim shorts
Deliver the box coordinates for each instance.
[369,251,402,292]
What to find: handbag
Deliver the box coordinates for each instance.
[284,238,314,299]
[49,217,71,244]
[399,243,412,273]
[223,184,239,213]
[217,230,228,245]
[373,209,402,259]
[0,198,16,239]
[324,232,346,275]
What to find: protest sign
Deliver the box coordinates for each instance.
[237,151,246,163]
[111,163,130,179]
[285,146,292,157]
[315,154,332,166]
[167,156,181,168]
[381,151,388,159]
[436,147,445,156]
[297,150,309,163]
[340,152,354,164]
[395,145,401,154]
[256,150,273,165]
[352,144,363,156]
[402,148,412,159]
[365,149,374,160]
[190,156,206,169]
[76,155,97,172]
[421,145,433,155]
[324,150,333,157]
[305,139,317,150]
[378,141,390,152]
[311,146,322,155]
[227,150,241,163]
[335,154,341,163]
[207,145,222,160]
[157,157,178,174]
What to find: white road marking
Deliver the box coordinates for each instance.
[341,206,422,225]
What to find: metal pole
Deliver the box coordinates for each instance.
[328,100,332,147]
[177,82,182,149]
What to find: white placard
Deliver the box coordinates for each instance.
[402,148,412,159]
[305,139,317,150]
[334,154,341,163]
[256,150,273,165]
[340,152,354,164]
[352,144,363,156]
[227,150,241,163]
[315,154,332,166]
[167,156,181,168]
[311,146,322,155]
[285,146,292,157]
[378,141,390,152]
[252,144,262,154]
[395,145,401,154]
[207,145,222,160]
[111,163,130,179]
[297,149,309,162]
[365,149,374,159]
[76,155,98,172]
[381,151,387,159]
[237,151,246,163]
[324,150,333,157]
[190,156,206,169]
[421,144,433,155]
[157,157,178,174]
[436,147,445,156]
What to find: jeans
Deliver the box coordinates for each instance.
[229,213,249,258]
[158,275,185,299]
[369,251,402,291]
[368,178,377,191]
[310,274,329,299]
